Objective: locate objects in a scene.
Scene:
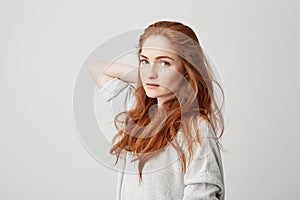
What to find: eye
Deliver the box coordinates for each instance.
[140,59,149,65]
[160,61,170,67]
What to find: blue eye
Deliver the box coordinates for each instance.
[161,61,170,67]
[140,59,149,65]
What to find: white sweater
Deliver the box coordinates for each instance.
[99,77,225,200]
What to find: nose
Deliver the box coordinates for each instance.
[147,63,158,79]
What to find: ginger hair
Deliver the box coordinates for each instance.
[109,21,225,184]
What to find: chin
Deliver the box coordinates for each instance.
[145,92,159,98]
[146,94,158,98]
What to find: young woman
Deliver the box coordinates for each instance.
[88,20,226,200]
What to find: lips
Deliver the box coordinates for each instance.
[146,83,160,86]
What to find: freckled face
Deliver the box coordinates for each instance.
[139,35,186,105]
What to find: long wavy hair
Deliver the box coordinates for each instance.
[109,21,225,183]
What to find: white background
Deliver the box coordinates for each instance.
[1,0,299,199]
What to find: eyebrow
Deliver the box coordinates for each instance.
[140,54,175,61]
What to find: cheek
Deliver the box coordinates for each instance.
[159,69,185,89]
[139,68,147,82]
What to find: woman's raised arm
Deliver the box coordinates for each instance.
[87,60,138,89]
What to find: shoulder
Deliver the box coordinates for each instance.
[188,116,212,139]
[175,116,218,155]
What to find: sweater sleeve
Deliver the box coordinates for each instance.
[183,119,225,200]
[98,77,136,111]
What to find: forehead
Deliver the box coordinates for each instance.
[141,35,178,58]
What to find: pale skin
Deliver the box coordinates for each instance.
[87,60,138,88]
[87,35,186,105]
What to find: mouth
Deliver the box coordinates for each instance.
[146,83,160,87]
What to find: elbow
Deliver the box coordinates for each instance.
[86,60,108,76]
[87,60,97,74]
